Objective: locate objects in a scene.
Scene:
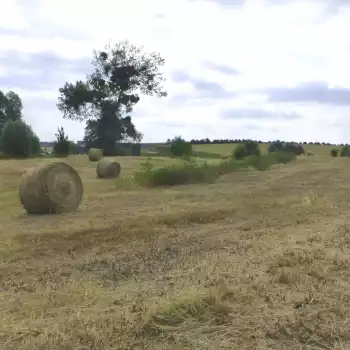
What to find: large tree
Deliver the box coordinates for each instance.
[57,40,167,155]
[0,90,23,132]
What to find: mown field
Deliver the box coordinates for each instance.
[1,144,350,349]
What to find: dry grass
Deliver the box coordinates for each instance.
[1,152,350,349]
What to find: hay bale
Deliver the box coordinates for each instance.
[88,148,103,161]
[19,162,84,214]
[96,158,121,179]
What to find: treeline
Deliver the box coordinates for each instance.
[0,90,42,158]
[187,138,344,146]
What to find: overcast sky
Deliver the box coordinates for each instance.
[1,0,350,143]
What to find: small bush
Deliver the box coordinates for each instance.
[340,145,350,157]
[53,127,70,157]
[134,160,218,187]
[284,143,305,155]
[233,140,260,160]
[268,140,284,153]
[232,144,247,160]
[244,152,296,171]
[268,141,305,155]
[215,159,239,175]
[270,151,297,164]
[69,141,78,155]
[245,155,272,171]
[330,148,339,157]
[169,136,192,157]
[0,119,37,158]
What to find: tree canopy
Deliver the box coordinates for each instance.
[57,40,167,155]
[0,90,23,131]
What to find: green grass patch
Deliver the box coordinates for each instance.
[134,160,218,187]
[134,152,297,188]
[191,150,224,159]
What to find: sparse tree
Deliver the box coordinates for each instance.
[57,40,167,155]
[53,127,70,157]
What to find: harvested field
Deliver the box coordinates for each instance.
[1,153,350,349]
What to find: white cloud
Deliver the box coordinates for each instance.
[0,0,350,143]
[0,0,29,30]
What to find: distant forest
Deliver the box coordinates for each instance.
[174,138,347,147]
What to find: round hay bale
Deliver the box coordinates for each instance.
[88,148,103,161]
[19,162,84,214]
[96,158,121,179]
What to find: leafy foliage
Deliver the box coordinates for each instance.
[0,90,23,132]
[57,40,166,155]
[134,150,297,188]
[268,141,305,155]
[31,135,41,156]
[0,119,39,158]
[245,155,272,171]
[233,140,261,160]
[169,136,192,157]
[330,148,339,157]
[339,145,350,157]
[53,127,70,157]
[68,141,79,155]
[269,151,297,164]
[134,159,217,187]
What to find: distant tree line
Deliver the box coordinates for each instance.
[181,138,345,147]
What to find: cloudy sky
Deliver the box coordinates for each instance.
[1,0,350,143]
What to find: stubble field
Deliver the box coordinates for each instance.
[1,143,350,349]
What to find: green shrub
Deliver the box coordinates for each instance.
[134,150,298,188]
[330,148,339,157]
[269,151,297,164]
[53,127,69,157]
[134,160,218,187]
[139,157,154,172]
[268,140,284,153]
[0,119,38,158]
[215,159,239,175]
[169,136,192,157]
[232,144,247,160]
[233,140,260,160]
[340,145,350,157]
[285,143,305,155]
[244,152,296,171]
[68,141,78,155]
[30,134,41,156]
[268,141,304,155]
[244,154,272,171]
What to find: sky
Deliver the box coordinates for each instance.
[1,0,350,143]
